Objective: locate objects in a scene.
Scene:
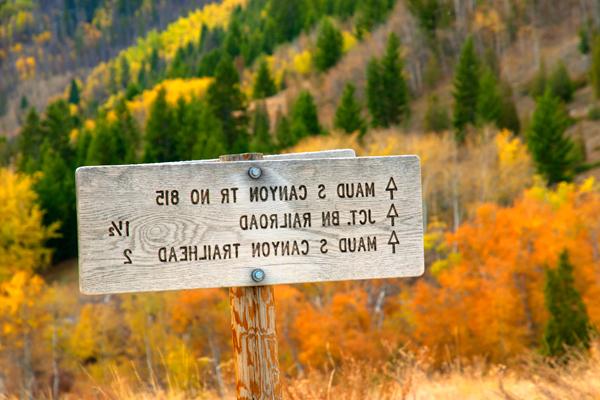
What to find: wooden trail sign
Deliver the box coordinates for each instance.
[76,152,424,294]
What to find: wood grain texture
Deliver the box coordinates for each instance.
[224,153,282,400]
[76,154,424,294]
[230,286,281,400]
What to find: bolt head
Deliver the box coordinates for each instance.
[251,268,265,282]
[248,166,262,179]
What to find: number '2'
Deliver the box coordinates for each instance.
[123,249,132,264]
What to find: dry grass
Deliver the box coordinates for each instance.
[5,342,596,399]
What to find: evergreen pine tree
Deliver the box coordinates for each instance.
[366,34,409,127]
[137,61,148,89]
[314,18,344,72]
[579,24,591,54]
[527,89,576,185]
[120,56,131,89]
[35,143,77,261]
[143,87,178,162]
[275,111,295,149]
[366,58,385,127]
[76,130,92,166]
[542,250,591,358]
[453,36,480,141]
[334,83,366,135]
[290,90,321,139]
[379,32,409,126]
[549,62,574,103]
[17,108,44,173]
[177,97,201,160]
[41,99,75,160]
[249,102,273,153]
[190,104,227,160]
[86,118,120,165]
[19,95,29,110]
[68,78,80,104]
[149,47,162,82]
[207,55,248,152]
[253,58,277,99]
[356,0,389,35]
[476,66,502,126]
[112,98,140,163]
[108,63,118,94]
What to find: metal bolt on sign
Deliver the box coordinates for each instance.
[248,166,262,179]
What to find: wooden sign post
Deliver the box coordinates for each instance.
[221,153,282,400]
[75,149,424,399]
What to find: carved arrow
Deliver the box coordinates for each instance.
[385,177,398,200]
[388,230,399,254]
[387,204,399,226]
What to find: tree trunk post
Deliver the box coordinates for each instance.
[220,153,282,400]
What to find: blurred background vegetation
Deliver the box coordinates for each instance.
[1,0,600,398]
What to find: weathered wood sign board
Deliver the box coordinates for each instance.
[76,151,424,294]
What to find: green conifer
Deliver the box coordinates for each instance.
[527,89,576,185]
[17,108,44,173]
[191,104,227,160]
[314,18,343,72]
[113,98,140,163]
[86,118,120,165]
[143,87,178,162]
[542,250,591,358]
[452,36,480,141]
[249,102,273,153]
[35,143,77,261]
[120,56,131,89]
[379,32,409,126]
[334,83,366,135]
[68,79,80,104]
[549,62,574,103]
[290,90,321,139]
[207,55,248,152]
[275,112,295,149]
[41,99,75,160]
[253,58,277,99]
[366,33,409,128]
[366,58,385,126]
[476,67,502,126]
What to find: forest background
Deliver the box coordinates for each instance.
[2,0,600,398]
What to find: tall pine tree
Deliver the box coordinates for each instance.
[366,33,409,127]
[476,66,502,126]
[68,79,80,105]
[275,111,294,149]
[191,103,227,160]
[207,55,248,152]
[334,83,366,135]
[380,33,409,126]
[290,90,321,140]
[366,58,385,126]
[17,108,44,173]
[249,102,273,153]
[143,87,178,162]
[314,18,343,72]
[453,36,480,142]
[542,250,591,358]
[253,58,277,99]
[527,89,576,185]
